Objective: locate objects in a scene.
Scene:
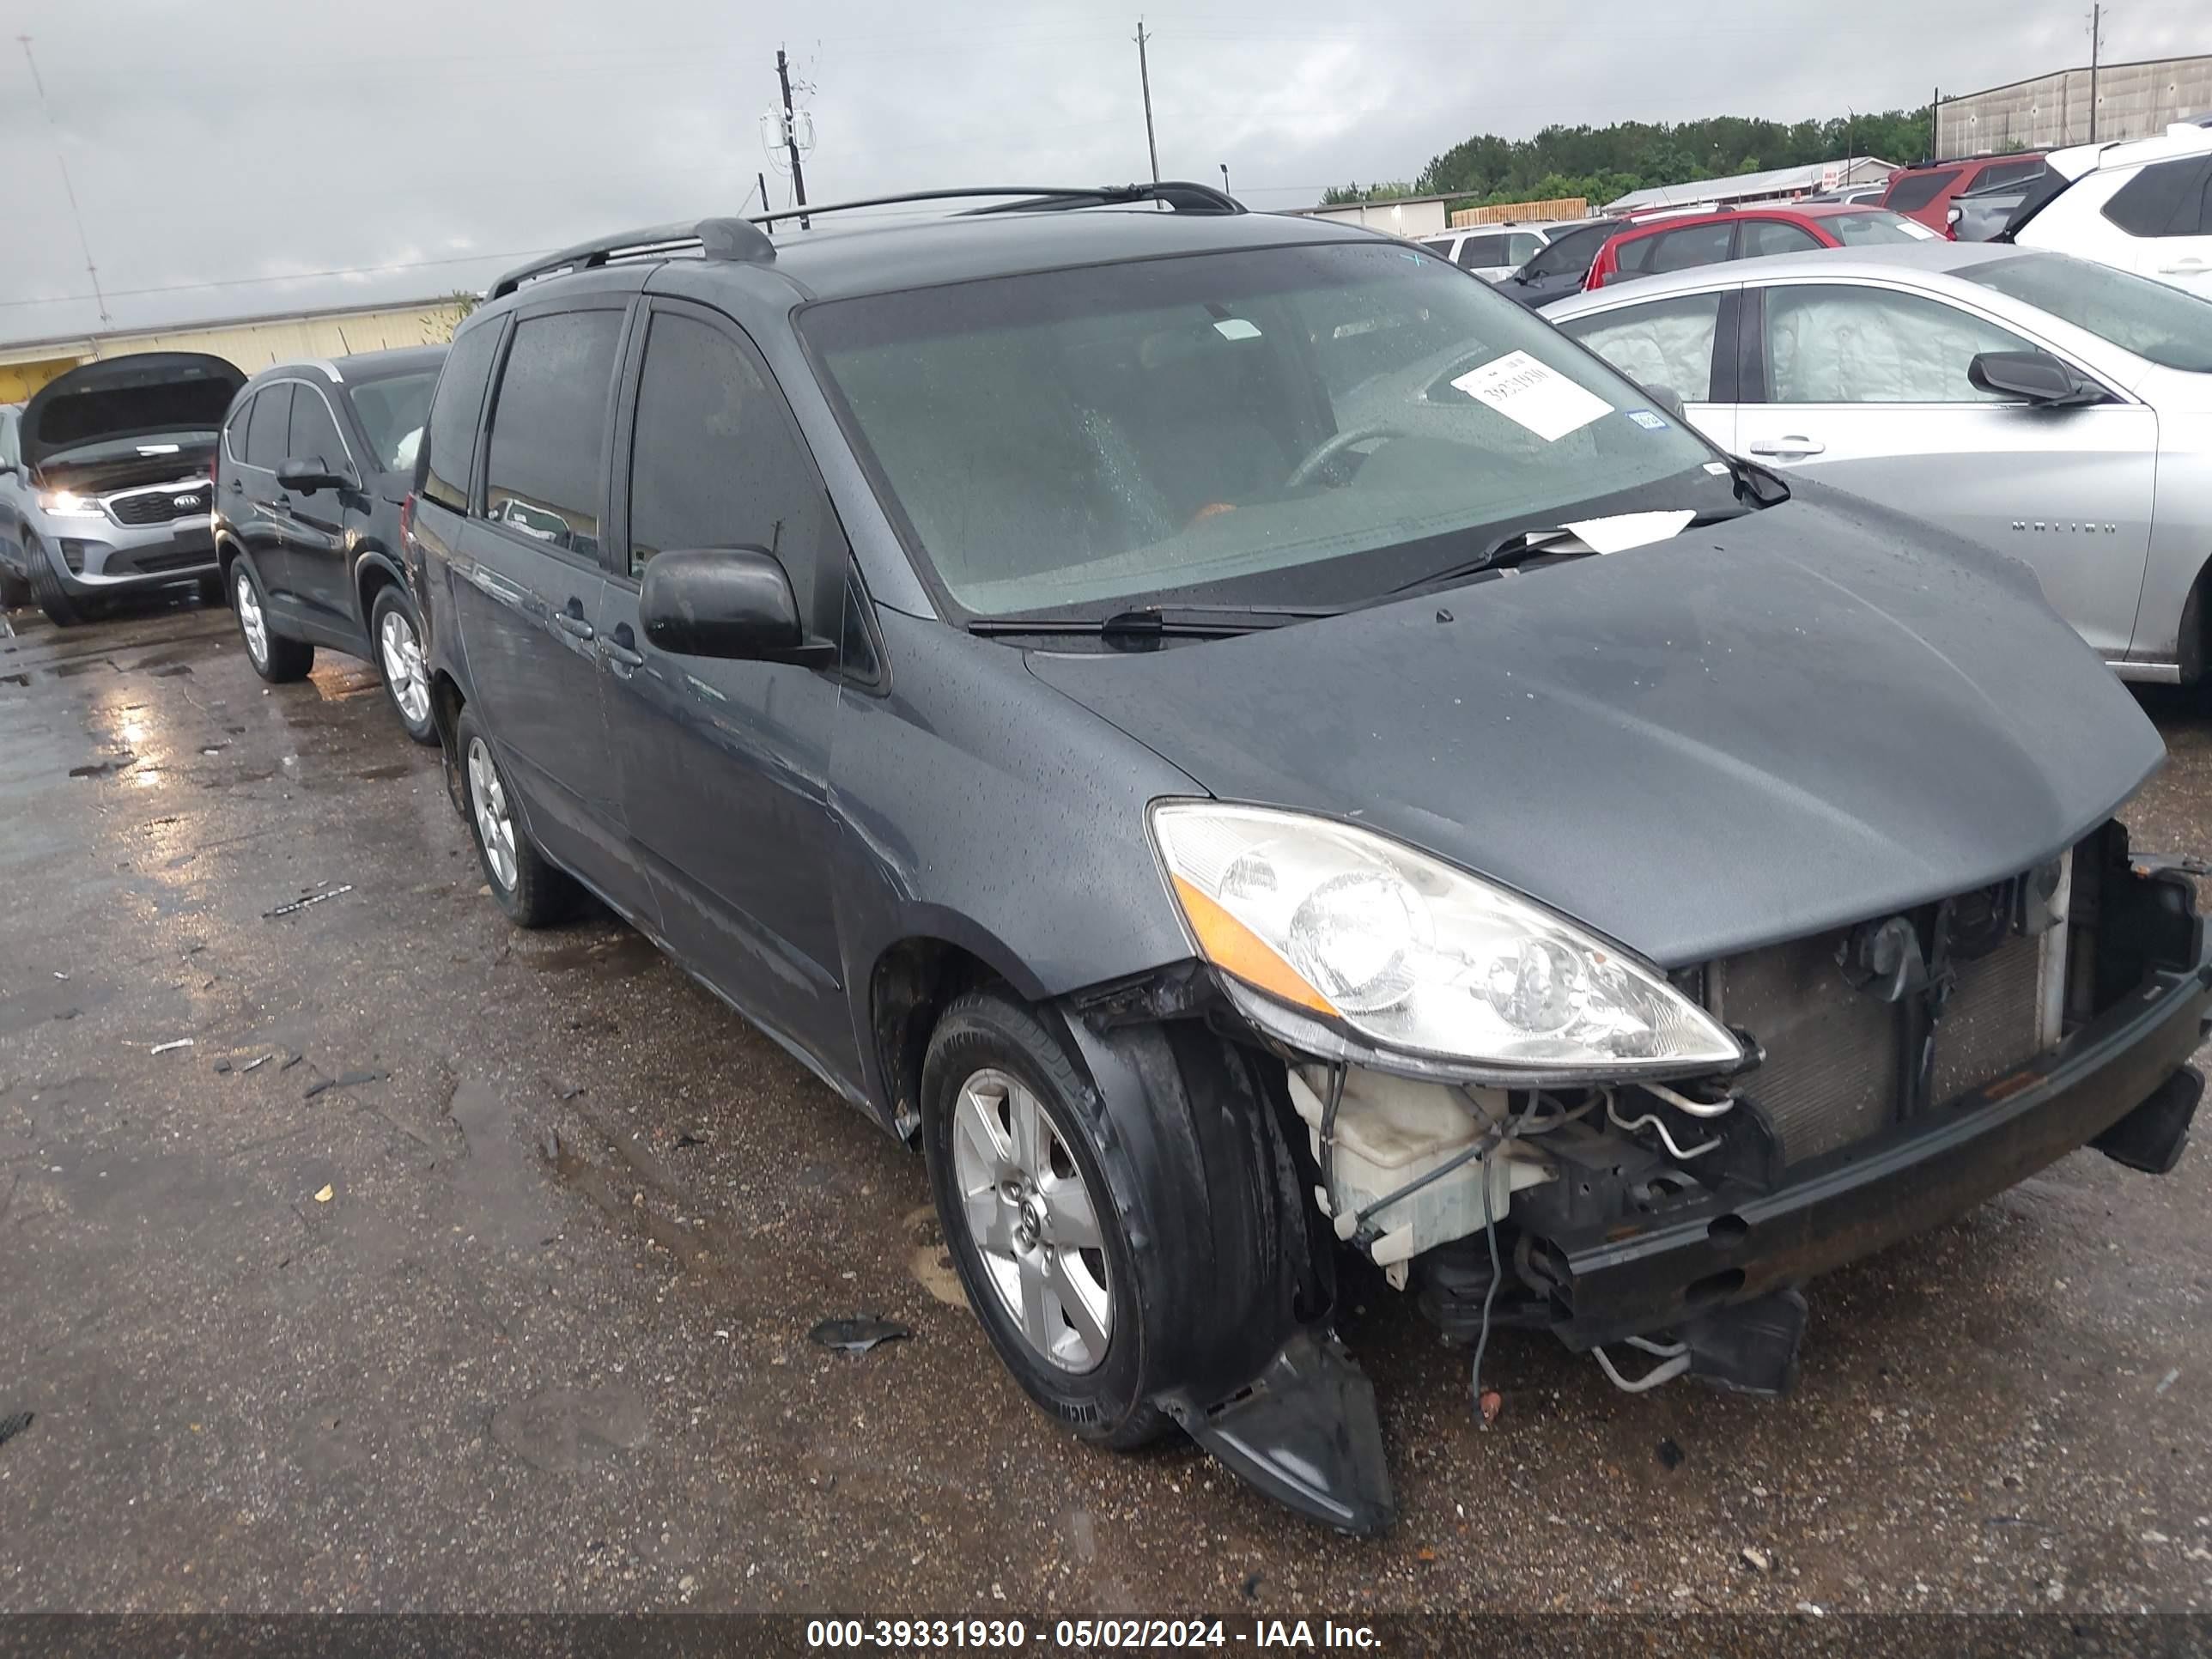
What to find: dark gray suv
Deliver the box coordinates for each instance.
[405,186,2210,1534]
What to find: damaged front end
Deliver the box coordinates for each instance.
[1077,819,2209,1534]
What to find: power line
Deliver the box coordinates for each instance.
[17,35,109,326]
[0,246,556,313]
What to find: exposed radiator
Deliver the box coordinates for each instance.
[1708,899,2065,1165]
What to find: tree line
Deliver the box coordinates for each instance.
[1322,107,1936,209]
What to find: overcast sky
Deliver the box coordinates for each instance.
[1,0,2205,345]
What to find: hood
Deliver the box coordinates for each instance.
[1027,486,2164,966]
[21,352,246,471]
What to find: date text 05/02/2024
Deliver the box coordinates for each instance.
[803,1618,1382,1650]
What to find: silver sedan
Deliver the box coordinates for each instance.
[1546,242,2212,684]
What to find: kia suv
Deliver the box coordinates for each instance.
[404,185,2209,1534]
[0,353,242,625]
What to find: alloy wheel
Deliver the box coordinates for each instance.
[379,608,431,726]
[466,737,518,890]
[234,570,267,666]
[949,1066,1114,1373]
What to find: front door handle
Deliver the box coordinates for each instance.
[553,599,595,641]
[1746,435,1826,459]
[2158,258,2207,274]
[599,622,644,674]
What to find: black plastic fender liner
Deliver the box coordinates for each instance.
[1162,1328,1395,1537]
[1055,1012,1386,1524]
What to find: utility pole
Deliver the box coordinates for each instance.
[17,35,109,326]
[1931,84,1940,161]
[776,47,810,229]
[1133,19,1159,185]
[2087,4,2103,143]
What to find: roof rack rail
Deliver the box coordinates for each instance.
[489,216,775,299]
[746,180,1244,228]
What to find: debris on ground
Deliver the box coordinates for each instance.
[263,884,356,919]
[68,756,135,779]
[149,1038,194,1054]
[1478,1389,1503,1426]
[809,1316,914,1355]
[213,1059,232,1074]
[674,1133,707,1150]
[52,1008,80,1022]
[313,1185,335,1204]
[2158,1368,2181,1395]
[52,970,69,981]
[304,1079,333,1099]
[1657,1437,1686,1470]
[0,1411,33,1450]
[241,1055,270,1073]
[1742,1547,1774,1573]
[279,1054,303,1072]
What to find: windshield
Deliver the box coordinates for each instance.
[1963,252,2212,373]
[803,242,1726,619]
[1826,210,1936,245]
[348,371,439,472]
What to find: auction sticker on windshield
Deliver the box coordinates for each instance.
[1450,349,1613,441]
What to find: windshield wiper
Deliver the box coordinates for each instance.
[1382,524,1597,598]
[968,603,1340,639]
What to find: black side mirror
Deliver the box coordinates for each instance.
[1968,349,2102,407]
[639,547,836,666]
[276,455,350,494]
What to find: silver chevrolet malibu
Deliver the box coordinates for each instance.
[1547,242,2212,684]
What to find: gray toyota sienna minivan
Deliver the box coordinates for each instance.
[401,186,2211,1534]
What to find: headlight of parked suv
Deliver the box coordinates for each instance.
[35,489,104,519]
[1150,801,1744,1076]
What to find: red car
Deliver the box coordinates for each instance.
[1583,202,1936,291]
[1879,152,2048,233]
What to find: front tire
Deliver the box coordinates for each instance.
[26,537,81,627]
[370,586,438,745]
[232,560,313,683]
[455,707,576,927]
[922,990,1170,1450]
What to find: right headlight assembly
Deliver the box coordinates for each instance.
[1149,801,1744,1080]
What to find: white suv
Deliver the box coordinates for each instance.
[2013,122,2212,300]
[1415,224,1555,281]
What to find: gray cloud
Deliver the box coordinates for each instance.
[2,0,2205,343]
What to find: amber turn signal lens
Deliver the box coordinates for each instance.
[1170,874,1338,1018]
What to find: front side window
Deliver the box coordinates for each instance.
[245,384,292,469]
[803,241,1727,619]
[1740,220,1824,258]
[1763,283,2033,403]
[1962,252,2212,372]
[287,387,348,473]
[1525,222,1611,278]
[625,311,832,618]
[1557,292,1725,407]
[1456,234,1508,269]
[2102,155,2212,239]
[421,325,502,511]
[1884,168,1960,211]
[482,310,624,560]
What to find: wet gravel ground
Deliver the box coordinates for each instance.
[3,592,2211,1618]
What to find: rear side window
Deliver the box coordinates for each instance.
[223,396,253,464]
[1826,210,1934,246]
[482,309,624,561]
[1649,222,1734,273]
[624,311,833,617]
[1557,291,1725,406]
[1885,168,1960,211]
[287,388,347,472]
[245,383,292,468]
[1505,233,1542,265]
[419,322,503,513]
[1976,157,2047,192]
[2103,156,2212,238]
[1455,234,1508,269]
[1741,220,1824,257]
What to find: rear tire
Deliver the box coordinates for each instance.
[922,989,1172,1451]
[26,538,80,627]
[369,586,439,745]
[455,706,576,927]
[232,560,313,683]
